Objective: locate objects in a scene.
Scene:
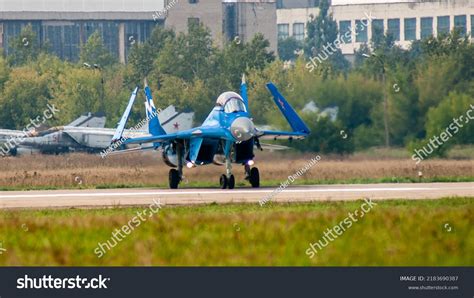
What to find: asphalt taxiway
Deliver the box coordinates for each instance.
[0,182,472,209]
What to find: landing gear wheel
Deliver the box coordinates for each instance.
[219,174,228,189]
[228,175,235,189]
[249,167,260,188]
[169,169,180,189]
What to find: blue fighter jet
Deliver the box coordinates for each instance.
[112,76,310,189]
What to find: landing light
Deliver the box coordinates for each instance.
[186,162,194,169]
[247,160,255,166]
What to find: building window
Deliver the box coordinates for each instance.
[454,15,466,35]
[437,16,450,35]
[371,19,384,42]
[188,0,198,3]
[471,15,474,38]
[188,17,200,29]
[339,20,352,43]
[293,23,305,41]
[355,20,368,42]
[278,24,289,39]
[276,0,283,9]
[404,18,416,41]
[387,19,400,41]
[420,17,433,39]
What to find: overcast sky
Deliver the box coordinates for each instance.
[332,0,414,4]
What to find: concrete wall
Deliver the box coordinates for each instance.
[165,0,224,46]
[0,0,164,12]
[235,1,277,52]
[166,0,277,51]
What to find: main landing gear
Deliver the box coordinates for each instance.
[169,169,181,189]
[169,142,184,189]
[168,142,260,189]
[245,164,260,188]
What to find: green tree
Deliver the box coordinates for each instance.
[51,68,104,124]
[7,25,42,66]
[215,33,275,90]
[154,23,215,83]
[0,54,10,91]
[304,0,349,75]
[425,92,473,146]
[278,37,302,61]
[0,67,53,129]
[79,31,116,68]
[127,26,175,83]
[289,113,354,154]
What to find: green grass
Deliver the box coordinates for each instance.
[0,197,472,266]
[351,145,474,160]
[0,176,473,191]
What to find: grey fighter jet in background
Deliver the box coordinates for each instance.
[1,107,194,156]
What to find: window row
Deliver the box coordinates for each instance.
[279,15,473,43]
[2,21,157,62]
[338,15,473,44]
[278,23,305,41]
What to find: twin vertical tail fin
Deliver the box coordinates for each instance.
[144,79,166,137]
[241,74,249,114]
[266,83,310,134]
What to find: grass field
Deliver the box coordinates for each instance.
[0,149,473,190]
[0,197,472,266]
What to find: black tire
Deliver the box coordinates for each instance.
[249,167,260,188]
[228,175,235,189]
[219,174,228,189]
[169,169,180,189]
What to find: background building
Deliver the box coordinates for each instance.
[277,0,474,58]
[0,0,165,63]
[165,0,278,52]
[333,0,474,55]
[276,0,319,41]
[3,0,471,63]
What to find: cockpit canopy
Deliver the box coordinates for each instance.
[216,92,247,113]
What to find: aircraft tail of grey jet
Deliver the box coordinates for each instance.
[67,112,106,128]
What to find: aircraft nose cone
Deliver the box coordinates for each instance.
[231,117,255,142]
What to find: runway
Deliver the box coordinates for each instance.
[0,182,472,209]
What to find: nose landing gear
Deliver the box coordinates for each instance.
[219,174,235,189]
[220,157,235,189]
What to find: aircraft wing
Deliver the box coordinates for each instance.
[259,142,291,151]
[123,126,232,146]
[106,146,156,156]
[256,130,308,140]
